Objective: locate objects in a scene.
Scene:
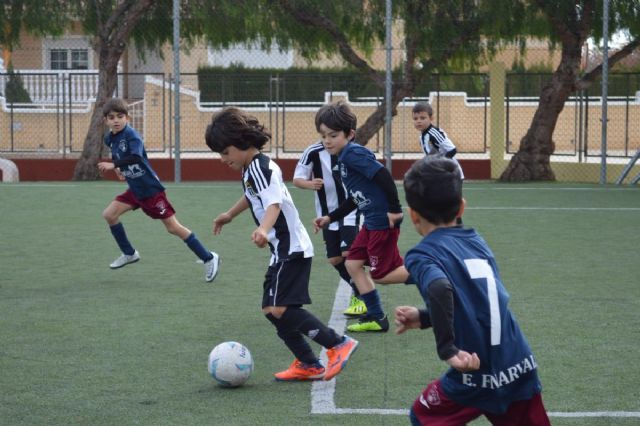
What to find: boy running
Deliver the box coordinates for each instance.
[205,107,358,381]
[97,98,220,282]
[313,101,410,333]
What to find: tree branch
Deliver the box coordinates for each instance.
[577,37,640,89]
[273,0,384,87]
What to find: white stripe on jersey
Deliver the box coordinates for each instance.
[249,160,268,193]
[294,142,357,230]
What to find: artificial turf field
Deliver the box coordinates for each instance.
[1,181,639,425]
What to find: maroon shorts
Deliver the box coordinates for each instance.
[411,379,550,426]
[346,225,403,280]
[115,189,176,219]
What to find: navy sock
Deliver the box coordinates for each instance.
[361,289,385,319]
[266,313,317,365]
[109,223,135,255]
[333,262,359,296]
[280,307,342,349]
[184,233,213,262]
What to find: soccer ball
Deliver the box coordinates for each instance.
[207,341,254,387]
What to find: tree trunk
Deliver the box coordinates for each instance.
[72,0,155,181]
[500,42,584,181]
[72,55,120,180]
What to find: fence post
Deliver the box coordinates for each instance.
[489,62,506,180]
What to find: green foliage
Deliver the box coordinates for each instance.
[197,66,491,102]
[0,0,67,50]
[4,66,32,103]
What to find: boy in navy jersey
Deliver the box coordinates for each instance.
[396,157,550,425]
[293,141,365,317]
[205,107,358,382]
[97,98,220,282]
[313,101,410,333]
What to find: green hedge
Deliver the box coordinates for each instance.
[197,66,489,103]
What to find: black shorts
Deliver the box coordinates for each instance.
[262,256,312,308]
[322,225,358,258]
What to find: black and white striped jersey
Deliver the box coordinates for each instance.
[420,125,465,179]
[243,153,314,264]
[294,142,357,230]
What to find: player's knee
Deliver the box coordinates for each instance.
[327,256,343,267]
[102,208,117,224]
[345,259,363,275]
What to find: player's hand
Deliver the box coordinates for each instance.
[446,350,480,373]
[213,212,233,235]
[388,212,403,229]
[114,169,125,181]
[309,178,324,191]
[394,306,421,335]
[97,162,115,172]
[312,216,330,233]
[252,227,268,248]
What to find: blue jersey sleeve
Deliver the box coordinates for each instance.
[405,247,448,302]
[342,145,383,180]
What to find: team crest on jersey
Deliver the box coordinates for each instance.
[118,139,128,152]
[245,180,257,197]
[340,163,347,178]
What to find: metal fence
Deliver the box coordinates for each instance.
[1,70,639,164]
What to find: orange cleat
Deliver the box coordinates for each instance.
[324,336,359,381]
[274,359,325,381]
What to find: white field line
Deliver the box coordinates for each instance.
[311,282,640,419]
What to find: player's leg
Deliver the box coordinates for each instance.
[345,227,389,332]
[103,193,139,268]
[410,379,483,425]
[155,197,219,282]
[324,228,365,317]
[483,393,550,426]
[263,258,358,381]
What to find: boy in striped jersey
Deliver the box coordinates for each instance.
[412,102,464,179]
[293,141,365,317]
[205,107,358,382]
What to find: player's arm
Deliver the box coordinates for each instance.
[112,154,143,168]
[314,198,357,232]
[293,177,324,191]
[428,278,480,372]
[213,196,249,235]
[371,167,403,227]
[252,203,280,248]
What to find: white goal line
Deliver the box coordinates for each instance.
[311,280,640,419]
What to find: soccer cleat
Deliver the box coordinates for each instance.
[346,315,389,333]
[324,336,359,381]
[274,359,325,381]
[343,296,367,317]
[204,251,220,282]
[109,250,140,269]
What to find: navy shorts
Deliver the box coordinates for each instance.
[322,225,358,258]
[261,255,312,308]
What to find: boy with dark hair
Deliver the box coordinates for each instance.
[97,98,220,282]
[293,140,365,317]
[412,102,464,179]
[313,101,409,333]
[205,106,358,382]
[396,157,550,425]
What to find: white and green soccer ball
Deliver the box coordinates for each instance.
[207,341,254,387]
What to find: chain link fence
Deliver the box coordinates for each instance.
[1,39,639,182]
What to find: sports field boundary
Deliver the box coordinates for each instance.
[311,281,640,419]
